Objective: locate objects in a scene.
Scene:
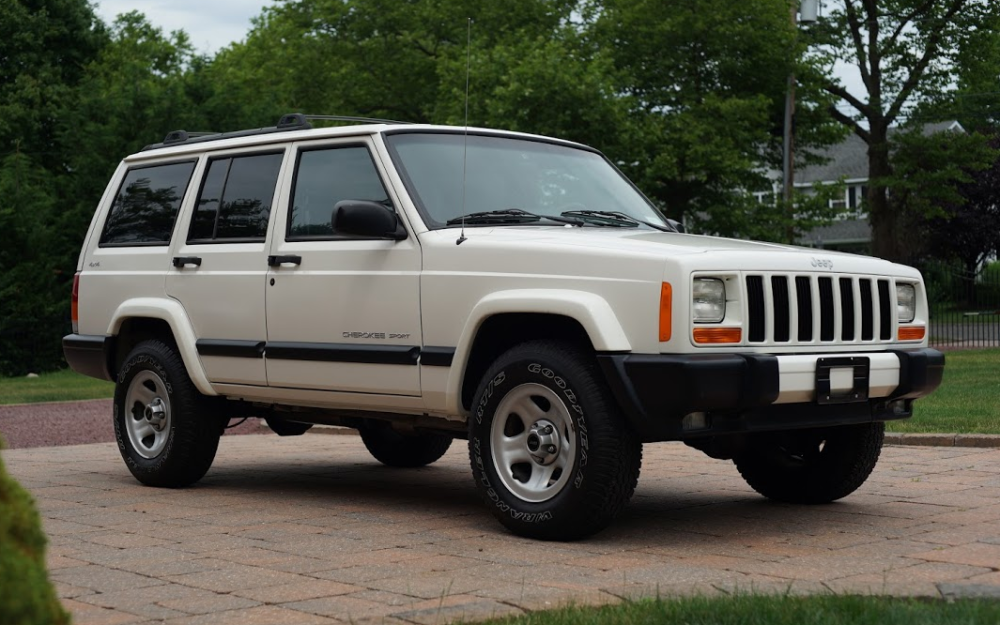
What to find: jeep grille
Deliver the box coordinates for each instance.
[745,274,893,345]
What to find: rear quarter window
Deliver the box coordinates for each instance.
[100,161,196,246]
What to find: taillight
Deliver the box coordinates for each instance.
[71,272,80,334]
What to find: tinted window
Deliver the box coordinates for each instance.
[289,147,391,239]
[100,161,195,245]
[188,153,283,242]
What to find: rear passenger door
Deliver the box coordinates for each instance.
[264,137,422,396]
[166,149,287,386]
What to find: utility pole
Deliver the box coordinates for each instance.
[783,0,818,242]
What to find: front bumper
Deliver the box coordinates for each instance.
[597,348,944,442]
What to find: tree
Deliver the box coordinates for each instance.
[0,0,104,155]
[923,134,1000,275]
[812,0,1000,261]
[590,0,845,240]
[204,0,583,127]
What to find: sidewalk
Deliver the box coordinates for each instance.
[4,434,1000,625]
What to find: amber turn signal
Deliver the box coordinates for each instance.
[659,282,672,342]
[693,327,742,344]
[897,326,925,341]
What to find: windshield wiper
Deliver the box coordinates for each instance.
[560,210,677,232]
[446,208,582,226]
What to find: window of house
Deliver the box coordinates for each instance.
[830,187,849,211]
[188,152,283,243]
[100,161,196,246]
[287,146,392,239]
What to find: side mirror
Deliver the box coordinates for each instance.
[332,200,407,240]
[666,218,685,233]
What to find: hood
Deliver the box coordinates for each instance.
[420,226,911,276]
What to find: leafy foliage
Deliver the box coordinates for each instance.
[0,437,71,624]
[922,134,1000,273]
[810,0,1000,261]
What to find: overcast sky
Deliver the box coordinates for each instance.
[92,0,275,54]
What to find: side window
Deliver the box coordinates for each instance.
[188,152,283,243]
[100,161,196,246]
[288,146,391,239]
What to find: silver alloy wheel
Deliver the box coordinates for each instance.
[490,383,576,503]
[124,370,172,459]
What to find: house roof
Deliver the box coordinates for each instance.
[788,120,965,185]
[799,217,871,245]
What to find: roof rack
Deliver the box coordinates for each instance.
[141,113,409,151]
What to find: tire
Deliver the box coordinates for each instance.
[468,340,642,540]
[735,422,885,504]
[359,422,453,467]
[113,340,223,488]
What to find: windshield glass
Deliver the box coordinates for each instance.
[385,132,667,228]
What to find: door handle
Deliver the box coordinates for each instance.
[172,256,202,268]
[267,255,302,267]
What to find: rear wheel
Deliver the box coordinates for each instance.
[468,340,642,540]
[359,422,452,468]
[735,422,884,504]
[113,340,223,487]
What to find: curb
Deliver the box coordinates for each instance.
[884,433,1000,448]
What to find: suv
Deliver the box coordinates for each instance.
[64,114,944,540]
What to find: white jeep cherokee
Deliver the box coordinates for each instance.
[64,114,944,540]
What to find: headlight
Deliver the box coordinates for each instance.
[693,278,726,323]
[896,283,916,323]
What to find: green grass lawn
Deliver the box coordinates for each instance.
[477,595,1000,625]
[1,350,998,435]
[888,348,1000,435]
[0,369,113,405]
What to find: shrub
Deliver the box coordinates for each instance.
[0,437,71,625]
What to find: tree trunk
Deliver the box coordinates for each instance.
[866,126,901,262]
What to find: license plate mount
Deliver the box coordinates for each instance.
[815,356,870,405]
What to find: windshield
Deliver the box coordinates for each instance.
[385,132,667,228]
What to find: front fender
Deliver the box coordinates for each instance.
[445,289,632,414]
[108,298,216,396]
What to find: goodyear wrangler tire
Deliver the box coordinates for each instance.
[113,340,223,488]
[468,340,642,540]
[735,422,885,504]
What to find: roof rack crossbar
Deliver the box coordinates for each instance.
[142,113,408,152]
[294,114,408,125]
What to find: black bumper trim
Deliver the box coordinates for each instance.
[597,348,944,443]
[889,348,945,399]
[265,342,421,365]
[62,334,113,381]
[420,346,455,367]
[196,339,265,359]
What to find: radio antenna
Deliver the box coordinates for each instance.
[457,17,472,246]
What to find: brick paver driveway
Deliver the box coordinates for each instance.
[4,434,1000,625]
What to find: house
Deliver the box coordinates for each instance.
[754,121,964,254]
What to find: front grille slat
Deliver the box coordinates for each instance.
[839,277,855,341]
[878,280,892,340]
[772,276,790,342]
[738,273,897,346]
[747,276,766,343]
[860,279,874,340]
[795,276,813,341]
[819,277,835,341]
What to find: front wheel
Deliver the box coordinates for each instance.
[468,340,642,540]
[734,422,885,504]
[113,340,223,487]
